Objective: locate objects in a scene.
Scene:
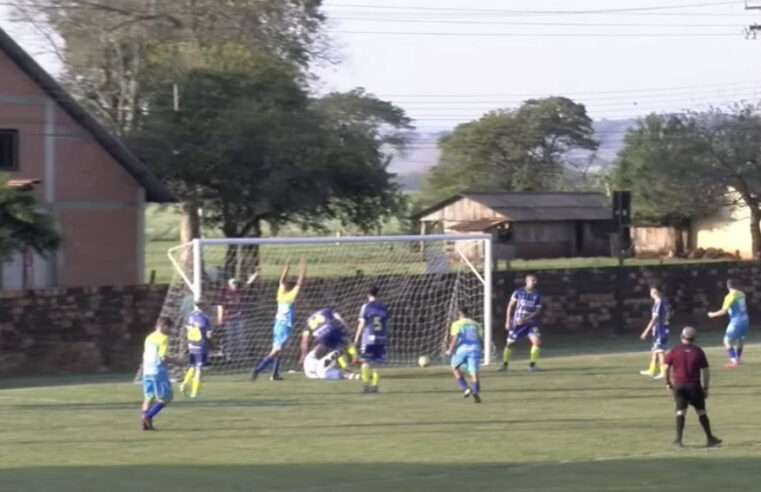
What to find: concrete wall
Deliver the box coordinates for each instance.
[692,204,754,259]
[2,261,758,377]
[0,48,145,288]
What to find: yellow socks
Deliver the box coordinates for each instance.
[181,368,195,392]
[503,346,513,365]
[191,371,202,397]
[371,370,380,387]
[648,361,657,375]
[338,355,349,370]
[361,363,371,383]
[659,363,667,377]
[530,345,540,365]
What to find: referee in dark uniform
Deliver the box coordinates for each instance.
[663,326,722,448]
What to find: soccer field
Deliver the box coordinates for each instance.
[1,344,759,492]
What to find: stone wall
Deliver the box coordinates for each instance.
[0,285,167,376]
[1,261,758,377]
[493,261,761,339]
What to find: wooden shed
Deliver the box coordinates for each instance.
[414,192,613,260]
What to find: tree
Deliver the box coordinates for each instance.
[13,0,329,135]
[689,105,761,257]
[0,178,60,261]
[607,113,722,226]
[130,65,410,273]
[609,106,761,257]
[421,97,598,204]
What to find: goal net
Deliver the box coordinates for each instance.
[149,234,492,377]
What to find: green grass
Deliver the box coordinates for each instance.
[1,342,759,491]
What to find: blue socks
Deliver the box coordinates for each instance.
[474,381,480,394]
[727,347,737,361]
[146,402,165,418]
[272,358,281,377]
[456,377,469,391]
[254,357,273,374]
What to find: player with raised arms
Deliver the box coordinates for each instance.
[501,274,542,372]
[180,298,213,398]
[354,286,390,393]
[141,317,182,430]
[252,259,306,381]
[445,307,482,403]
[708,278,750,368]
[300,307,357,373]
[639,284,670,379]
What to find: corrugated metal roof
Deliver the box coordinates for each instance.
[7,179,41,189]
[449,217,508,232]
[414,191,611,222]
[465,192,610,222]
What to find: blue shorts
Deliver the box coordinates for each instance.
[451,346,480,374]
[725,321,749,342]
[651,335,668,352]
[188,351,209,367]
[143,372,173,402]
[508,324,540,342]
[273,320,293,349]
[361,344,386,364]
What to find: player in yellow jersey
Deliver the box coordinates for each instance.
[445,308,483,403]
[708,279,750,368]
[141,317,182,431]
[253,260,306,381]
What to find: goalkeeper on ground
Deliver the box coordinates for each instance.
[303,347,359,380]
[300,308,358,373]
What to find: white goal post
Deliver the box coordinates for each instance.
[159,233,493,374]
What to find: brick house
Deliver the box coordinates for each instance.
[0,28,174,289]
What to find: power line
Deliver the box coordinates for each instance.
[332,17,747,27]
[331,30,742,37]
[327,2,744,15]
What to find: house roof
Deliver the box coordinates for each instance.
[449,217,508,232]
[414,191,611,222]
[0,28,175,203]
[7,178,41,190]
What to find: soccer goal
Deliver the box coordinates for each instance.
[155,234,492,375]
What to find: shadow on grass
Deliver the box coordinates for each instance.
[0,372,132,390]
[2,457,758,492]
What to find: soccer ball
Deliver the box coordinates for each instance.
[418,355,430,368]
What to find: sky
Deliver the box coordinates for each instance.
[2,0,761,172]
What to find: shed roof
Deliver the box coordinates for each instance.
[0,28,175,203]
[415,191,611,222]
[449,217,508,232]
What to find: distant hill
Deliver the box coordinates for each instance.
[391,118,638,191]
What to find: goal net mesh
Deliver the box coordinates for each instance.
[148,237,487,377]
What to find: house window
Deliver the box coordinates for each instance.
[0,129,19,170]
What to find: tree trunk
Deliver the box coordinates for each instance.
[750,205,761,260]
[179,199,201,244]
[179,198,201,281]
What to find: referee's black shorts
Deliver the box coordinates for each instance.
[672,383,706,411]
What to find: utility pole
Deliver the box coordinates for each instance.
[745,1,761,38]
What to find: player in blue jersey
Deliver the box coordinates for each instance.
[708,278,750,368]
[300,307,357,372]
[141,317,182,430]
[252,260,306,381]
[501,274,542,372]
[354,286,390,393]
[639,285,670,379]
[446,308,483,403]
[180,299,213,398]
